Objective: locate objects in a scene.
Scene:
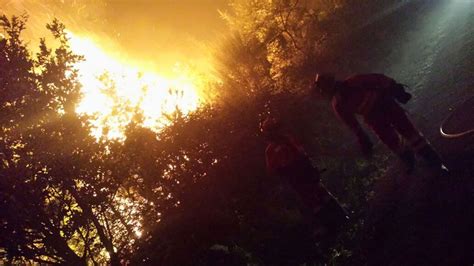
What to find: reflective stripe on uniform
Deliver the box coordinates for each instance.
[408,134,428,151]
[357,90,378,115]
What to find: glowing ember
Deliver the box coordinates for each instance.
[68,32,201,139]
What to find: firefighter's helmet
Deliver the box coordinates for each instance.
[313,73,336,96]
[260,116,280,133]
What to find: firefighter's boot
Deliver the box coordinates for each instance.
[418,145,449,174]
[318,197,350,235]
[398,149,416,174]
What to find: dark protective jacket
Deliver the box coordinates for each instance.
[331,73,409,137]
[265,134,320,182]
[265,134,344,218]
[265,134,328,211]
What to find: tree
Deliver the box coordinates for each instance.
[1,1,401,264]
[0,15,139,265]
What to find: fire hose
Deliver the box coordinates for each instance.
[440,95,474,139]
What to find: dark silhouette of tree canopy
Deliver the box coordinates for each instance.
[0,15,126,265]
[1,1,406,265]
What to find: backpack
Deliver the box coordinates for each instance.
[390,82,412,104]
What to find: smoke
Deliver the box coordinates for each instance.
[0,0,229,75]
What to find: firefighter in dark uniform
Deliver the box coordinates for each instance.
[312,73,448,173]
[261,116,349,237]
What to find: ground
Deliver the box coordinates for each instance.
[354,1,473,265]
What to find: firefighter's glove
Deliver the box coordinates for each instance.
[358,134,373,158]
[393,83,412,104]
[396,91,412,104]
[313,169,321,183]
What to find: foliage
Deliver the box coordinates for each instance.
[126,1,395,264]
[0,15,133,265]
[0,1,400,264]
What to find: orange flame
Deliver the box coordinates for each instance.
[68,32,201,140]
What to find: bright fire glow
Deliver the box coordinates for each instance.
[68,32,202,140]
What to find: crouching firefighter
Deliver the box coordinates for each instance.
[312,73,448,173]
[261,116,349,237]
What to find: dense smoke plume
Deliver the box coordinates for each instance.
[1,0,229,74]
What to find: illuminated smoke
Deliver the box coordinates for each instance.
[1,0,227,139]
